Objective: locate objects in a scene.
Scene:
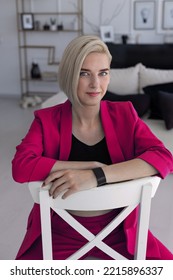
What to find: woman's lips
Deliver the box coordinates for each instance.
[86,92,100,97]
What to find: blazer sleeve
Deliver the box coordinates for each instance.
[12,111,57,183]
[129,104,173,178]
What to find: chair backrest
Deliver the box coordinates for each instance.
[28,176,160,260]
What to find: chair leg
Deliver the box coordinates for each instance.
[135,183,153,260]
[40,190,53,260]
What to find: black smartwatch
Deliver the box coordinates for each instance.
[92,167,106,187]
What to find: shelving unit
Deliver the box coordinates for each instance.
[16,0,83,97]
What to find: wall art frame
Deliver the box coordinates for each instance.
[21,13,34,30]
[162,0,173,30]
[100,25,114,42]
[134,0,155,30]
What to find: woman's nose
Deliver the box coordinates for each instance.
[89,75,99,88]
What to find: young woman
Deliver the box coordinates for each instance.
[12,35,173,260]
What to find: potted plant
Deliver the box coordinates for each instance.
[50,18,56,31]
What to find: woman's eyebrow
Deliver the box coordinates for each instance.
[80,68,109,72]
[100,68,110,71]
[80,68,90,71]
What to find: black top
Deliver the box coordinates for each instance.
[68,135,112,165]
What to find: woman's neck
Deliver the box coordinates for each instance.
[72,103,104,145]
[72,104,100,127]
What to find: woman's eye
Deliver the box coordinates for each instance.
[100,71,108,76]
[80,71,89,77]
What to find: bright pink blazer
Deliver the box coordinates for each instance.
[12,100,173,259]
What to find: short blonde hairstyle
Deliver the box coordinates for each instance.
[58,35,112,104]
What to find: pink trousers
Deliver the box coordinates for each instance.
[16,209,173,260]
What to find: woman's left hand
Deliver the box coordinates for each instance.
[43,169,97,199]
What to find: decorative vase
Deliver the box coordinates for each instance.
[31,62,41,79]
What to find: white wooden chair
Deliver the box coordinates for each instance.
[28,176,160,260]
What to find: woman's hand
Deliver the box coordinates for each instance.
[43,169,97,199]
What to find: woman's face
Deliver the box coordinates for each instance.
[76,52,110,107]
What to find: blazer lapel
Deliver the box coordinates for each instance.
[101,101,125,163]
[59,100,72,160]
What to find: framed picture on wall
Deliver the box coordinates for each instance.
[134,1,155,30]
[100,26,114,42]
[162,0,173,29]
[21,13,34,30]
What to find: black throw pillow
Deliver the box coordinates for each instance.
[143,82,173,119]
[158,91,173,130]
[103,91,150,117]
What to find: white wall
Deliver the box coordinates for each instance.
[0,0,20,96]
[83,0,166,44]
[0,0,170,96]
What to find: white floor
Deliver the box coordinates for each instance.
[0,96,173,260]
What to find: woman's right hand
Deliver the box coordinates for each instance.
[43,168,97,199]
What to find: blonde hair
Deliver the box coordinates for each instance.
[58,35,112,104]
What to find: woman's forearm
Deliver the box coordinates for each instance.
[102,158,158,184]
[51,158,158,183]
[50,160,106,173]
[44,158,159,199]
